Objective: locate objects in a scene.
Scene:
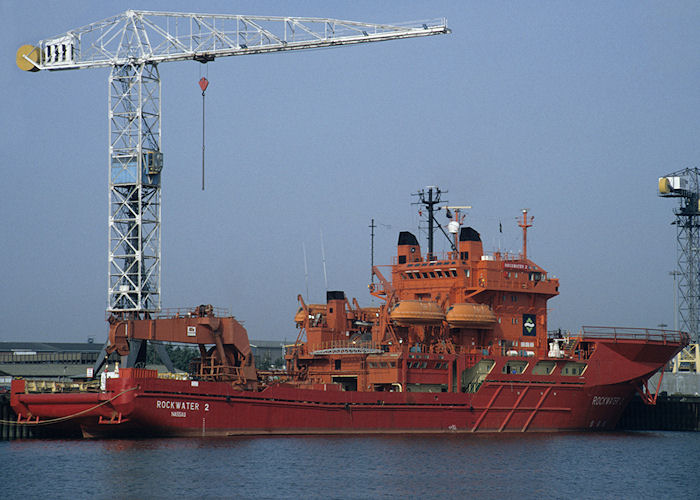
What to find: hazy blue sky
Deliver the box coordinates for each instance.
[2,1,699,343]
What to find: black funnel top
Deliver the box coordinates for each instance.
[459,227,481,242]
[398,231,419,246]
[326,291,345,301]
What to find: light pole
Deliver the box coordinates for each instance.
[670,270,681,331]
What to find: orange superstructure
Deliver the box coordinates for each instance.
[285,206,559,393]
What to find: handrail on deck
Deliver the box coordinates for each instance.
[297,340,381,355]
[579,326,690,345]
[156,306,232,319]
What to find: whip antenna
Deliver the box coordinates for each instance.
[302,242,310,300]
[320,228,328,292]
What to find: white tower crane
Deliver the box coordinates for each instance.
[16,10,450,321]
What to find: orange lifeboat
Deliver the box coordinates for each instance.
[390,300,445,326]
[446,303,497,328]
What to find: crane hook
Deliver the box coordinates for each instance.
[199,76,209,95]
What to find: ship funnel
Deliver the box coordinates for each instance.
[397,231,422,264]
[458,227,482,261]
[326,291,347,333]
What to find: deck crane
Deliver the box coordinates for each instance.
[16,10,449,363]
[659,168,700,372]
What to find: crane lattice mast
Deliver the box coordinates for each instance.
[17,10,450,319]
[659,168,700,344]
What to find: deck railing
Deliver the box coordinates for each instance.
[293,340,382,356]
[105,306,233,320]
[190,357,243,382]
[155,306,232,319]
[580,326,690,345]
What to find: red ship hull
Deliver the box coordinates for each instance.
[11,335,682,438]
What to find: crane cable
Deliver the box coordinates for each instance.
[0,386,138,426]
[199,76,209,191]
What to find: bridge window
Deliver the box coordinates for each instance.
[502,360,529,374]
[562,362,587,376]
[532,361,555,375]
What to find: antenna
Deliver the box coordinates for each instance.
[302,242,310,300]
[518,209,534,260]
[370,218,376,283]
[320,228,328,292]
[412,186,444,259]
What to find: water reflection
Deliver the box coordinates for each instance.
[1,432,697,499]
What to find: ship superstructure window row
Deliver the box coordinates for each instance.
[562,362,587,376]
[406,361,449,369]
[417,263,456,268]
[403,269,460,279]
[502,361,529,374]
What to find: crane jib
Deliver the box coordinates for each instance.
[17,12,449,72]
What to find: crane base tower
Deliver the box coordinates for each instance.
[659,167,700,373]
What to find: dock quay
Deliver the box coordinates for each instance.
[1,392,35,440]
[618,393,700,432]
[616,370,700,432]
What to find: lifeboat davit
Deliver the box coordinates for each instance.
[390,300,445,326]
[446,303,497,328]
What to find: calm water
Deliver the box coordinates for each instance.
[1,431,697,499]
